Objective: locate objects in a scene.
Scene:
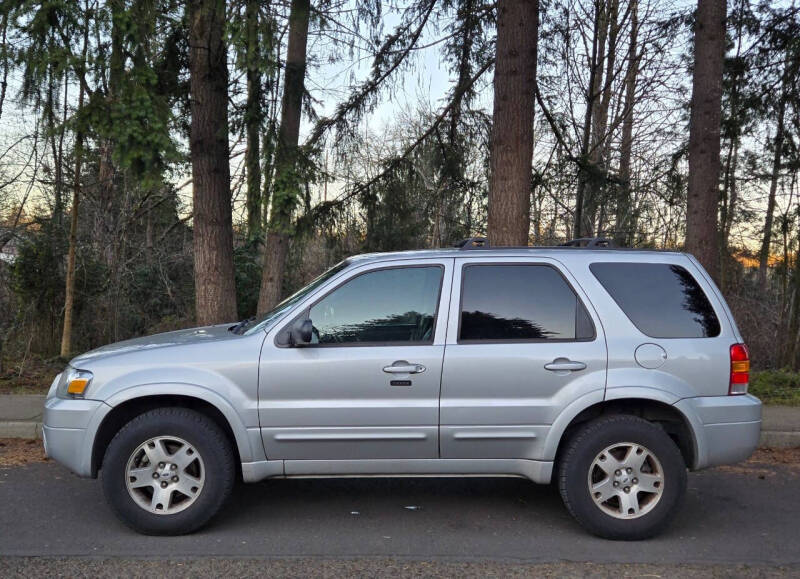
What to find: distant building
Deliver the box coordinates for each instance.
[0,228,19,264]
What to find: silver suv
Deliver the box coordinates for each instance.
[43,239,762,539]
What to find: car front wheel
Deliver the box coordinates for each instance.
[101,407,235,535]
[557,414,687,540]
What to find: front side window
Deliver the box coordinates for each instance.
[459,264,594,342]
[309,266,443,344]
[590,262,721,338]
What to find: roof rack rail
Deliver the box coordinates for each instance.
[559,237,616,248]
[454,237,490,250]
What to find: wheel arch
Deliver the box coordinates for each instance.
[546,395,697,470]
[92,388,255,478]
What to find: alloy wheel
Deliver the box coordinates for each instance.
[125,436,205,515]
[587,442,664,519]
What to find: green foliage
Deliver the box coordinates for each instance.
[233,240,262,319]
[10,0,79,106]
[85,0,182,182]
[362,161,431,253]
[86,65,179,180]
[11,222,65,316]
[750,370,800,406]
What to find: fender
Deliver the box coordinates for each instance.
[103,383,263,463]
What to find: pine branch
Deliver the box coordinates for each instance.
[309,56,494,217]
[304,0,438,148]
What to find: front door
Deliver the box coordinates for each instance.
[440,257,607,460]
[259,259,453,460]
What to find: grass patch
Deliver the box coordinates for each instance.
[750,370,800,406]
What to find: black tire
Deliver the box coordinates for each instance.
[557,414,687,540]
[101,407,236,535]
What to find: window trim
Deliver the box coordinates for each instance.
[589,261,722,339]
[456,262,597,345]
[274,263,446,349]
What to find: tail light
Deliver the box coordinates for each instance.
[729,343,750,395]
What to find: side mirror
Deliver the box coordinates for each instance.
[290,318,313,346]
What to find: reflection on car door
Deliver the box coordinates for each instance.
[258,259,453,461]
[439,257,607,460]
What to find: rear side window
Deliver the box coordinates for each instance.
[590,262,721,338]
[459,264,595,342]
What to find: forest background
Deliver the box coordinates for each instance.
[1,0,799,403]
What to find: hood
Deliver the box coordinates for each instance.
[70,323,239,366]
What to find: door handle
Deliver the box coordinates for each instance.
[544,359,587,372]
[383,360,426,374]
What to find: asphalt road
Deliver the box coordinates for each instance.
[0,460,798,568]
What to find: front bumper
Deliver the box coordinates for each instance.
[675,394,762,470]
[43,396,111,478]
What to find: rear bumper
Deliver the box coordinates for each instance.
[675,394,762,470]
[43,396,111,478]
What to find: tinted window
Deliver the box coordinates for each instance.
[590,262,720,338]
[459,265,594,342]
[309,266,442,344]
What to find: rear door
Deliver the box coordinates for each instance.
[439,257,607,460]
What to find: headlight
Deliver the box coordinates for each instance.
[56,367,94,399]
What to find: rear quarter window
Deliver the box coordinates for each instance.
[589,262,721,338]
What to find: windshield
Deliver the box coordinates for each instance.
[238,260,350,335]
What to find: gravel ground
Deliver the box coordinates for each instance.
[1,558,798,578]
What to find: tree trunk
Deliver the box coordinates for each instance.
[60,5,90,359]
[718,0,745,288]
[189,0,238,325]
[685,0,726,282]
[719,138,739,288]
[487,0,539,246]
[615,0,638,246]
[245,0,263,240]
[257,0,310,313]
[575,1,603,238]
[758,89,787,288]
[784,218,800,369]
[0,12,9,121]
[97,0,124,268]
[45,67,64,232]
[432,0,477,247]
[588,0,618,235]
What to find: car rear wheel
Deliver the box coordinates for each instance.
[101,407,235,535]
[557,414,687,540]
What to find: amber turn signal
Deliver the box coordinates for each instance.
[67,378,90,395]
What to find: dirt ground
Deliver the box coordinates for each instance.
[748,446,800,465]
[0,438,48,467]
